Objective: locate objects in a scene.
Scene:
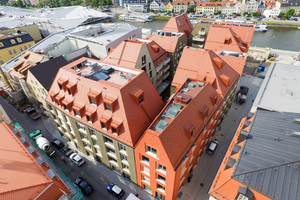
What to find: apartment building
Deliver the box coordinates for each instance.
[0,121,79,199]
[148,32,187,80]
[101,39,171,95]
[0,32,35,66]
[26,56,68,110]
[173,1,188,13]
[46,57,164,183]
[190,21,255,49]
[135,78,223,200]
[162,13,193,39]
[209,62,300,200]
[204,26,253,53]
[171,47,240,122]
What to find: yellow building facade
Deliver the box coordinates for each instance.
[0,33,35,66]
[0,24,42,42]
[166,2,173,12]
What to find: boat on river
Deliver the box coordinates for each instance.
[119,14,152,23]
[255,23,268,32]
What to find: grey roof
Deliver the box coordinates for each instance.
[0,6,109,30]
[0,33,33,50]
[252,62,300,113]
[232,110,300,200]
[28,56,68,91]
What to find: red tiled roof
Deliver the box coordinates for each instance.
[148,34,182,53]
[173,0,188,5]
[172,47,239,98]
[0,121,71,199]
[205,26,254,53]
[46,57,164,147]
[143,82,222,168]
[162,13,193,37]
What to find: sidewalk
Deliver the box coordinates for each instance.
[43,116,156,200]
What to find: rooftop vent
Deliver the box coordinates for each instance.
[36,157,47,167]
[247,112,255,119]
[224,157,236,170]
[46,169,58,180]
[291,131,300,138]
[181,88,189,93]
[231,144,241,155]
[238,129,249,143]
[11,128,20,136]
[243,120,251,127]
[237,186,254,200]
[292,118,300,124]
[196,81,205,87]
[100,66,114,74]
[166,106,180,119]
[187,82,196,88]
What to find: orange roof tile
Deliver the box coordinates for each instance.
[0,122,71,199]
[172,47,239,98]
[46,57,164,147]
[205,26,254,53]
[148,33,183,53]
[144,80,222,168]
[173,0,188,5]
[162,13,193,38]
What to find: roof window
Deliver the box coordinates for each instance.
[72,103,85,118]
[212,57,223,69]
[87,89,101,105]
[103,96,117,111]
[199,105,209,120]
[219,74,230,86]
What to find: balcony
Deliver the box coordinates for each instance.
[192,43,204,48]
[104,141,115,149]
[157,71,163,79]
[163,72,170,80]
[193,36,205,42]
[156,63,163,72]
[198,31,206,35]
[156,79,163,86]
[163,57,170,65]
[163,65,170,73]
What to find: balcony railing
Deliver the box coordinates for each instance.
[192,43,204,48]
[193,36,205,42]
[163,72,170,80]
[163,57,170,65]
[157,71,163,79]
[198,31,206,35]
[156,63,163,71]
[163,65,170,73]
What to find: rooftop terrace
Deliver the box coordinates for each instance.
[151,80,206,133]
[154,30,183,37]
[219,50,246,58]
[71,59,140,86]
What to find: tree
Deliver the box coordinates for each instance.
[217,10,221,14]
[38,0,46,7]
[242,11,248,16]
[150,9,154,12]
[16,0,24,7]
[180,9,184,13]
[285,8,295,18]
[188,5,194,13]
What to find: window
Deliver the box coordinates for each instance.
[149,62,151,70]
[10,39,16,44]
[106,147,116,155]
[142,156,149,164]
[104,137,113,145]
[101,122,106,129]
[89,96,96,105]
[76,121,85,131]
[8,50,12,55]
[142,166,150,175]
[139,94,144,104]
[122,163,129,170]
[157,184,165,193]
[144,185,152,194]
[63,104,69,111]
[142,55,146,65]
[24,45,27,50]
[104,103,112,111]
[58,84,63,90]
[16,37,22,42]
[158,164,166,172]
[112,127,117,134]
[0,42,3,47]
[146,145,157,157]
[149,70,152,78]
[28,44,31,47]
[156,192,165,200]
[157,175,166,184]
[0,61,3,65]
[143,176,150,183]
[121,154,128,161]
[74,110,80,117]
[19,47,23,52]
[87,115,92,123]
[119,144,126,152]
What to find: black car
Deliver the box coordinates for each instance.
[51,139,65,149]
[74,177,94,196]
[61,146,73,156]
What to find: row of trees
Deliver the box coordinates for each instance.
[7,0,112,8]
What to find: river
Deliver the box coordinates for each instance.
[117,19,300,52]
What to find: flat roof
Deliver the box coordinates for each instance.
[69,59,140,86]
[68,23,140,46]
[252,62,300,113]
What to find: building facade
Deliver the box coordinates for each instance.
[0,32,35,66]
[166,2,173,12]
[150,0,161,11]
[173,1,188,13]
[46,57,164,184]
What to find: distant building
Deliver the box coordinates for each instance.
[123,0,148,12]
[0,24,42,43]
[150,0,161,11]
[160,2,167,11]
[46,57,164,183]
[166,2,174,12]
[221,1,235,15]
[0,32,35,66]
[173,1,188,13]
[243,0,260,13]
[101,39,171,95]
[209,62,300,200]
[0,121,80,199]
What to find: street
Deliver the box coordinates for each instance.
[0,97,116,200]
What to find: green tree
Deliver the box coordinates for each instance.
[242,11,248,16]
[188,6,194,13]
[285,8,295,18]
[150,9,154,12]
[38,0,46,7]
[16,0,24,7]
[71,0,83,5]
[91,0,98,7]
[180,9,184,13]
[217,10,221,14]
[107,0,112,5]
[59,0,71,6]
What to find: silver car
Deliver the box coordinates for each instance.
[69,153,85,166]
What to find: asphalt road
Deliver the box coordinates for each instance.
[0,97,117,200]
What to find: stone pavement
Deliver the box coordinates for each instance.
[42,116,156,200]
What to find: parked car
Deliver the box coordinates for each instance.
[206,140,219,155]
[107,183,125,199]
[69,153,85,166]
[26,108,41,120]
[61,146,73,156]
[74,177,94,196]
[51,139,65,149]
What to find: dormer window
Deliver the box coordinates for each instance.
[88,90,101,105]
[62,98,73,112]
[86,106,96,123]
[57,77,68,91]
[66,81,76,96]
[10,39,16,44]
[103,96,117,112]
[72,103,84,118]
[111,120,122,135]
[0,42,3,47]
[104,103,112,111]
[16,37,22,42]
